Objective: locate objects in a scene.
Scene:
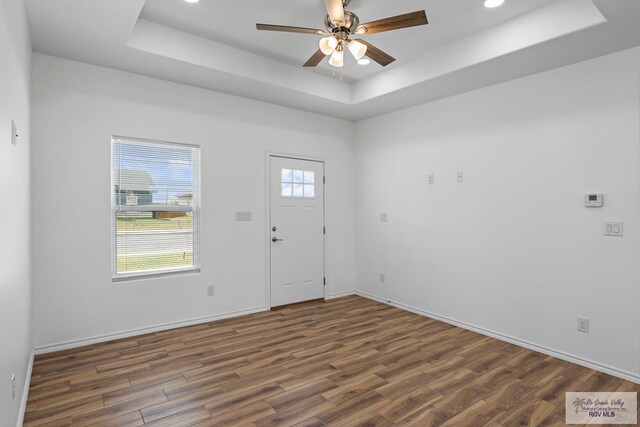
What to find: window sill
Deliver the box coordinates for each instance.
[112,268,201,283]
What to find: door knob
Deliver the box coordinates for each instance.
[272,237,284,242]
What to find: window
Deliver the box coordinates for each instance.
[112,137,200,281]
[281,169,315,198]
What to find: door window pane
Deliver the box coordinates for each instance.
[281,168,317,198]
[281,183,293,197]
[304,171,315,184]
[304,184,315,197]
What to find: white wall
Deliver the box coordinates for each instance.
[31,53,355,349]
[29,33,640,387]
[355,47,640,380]
[0,0,32,425]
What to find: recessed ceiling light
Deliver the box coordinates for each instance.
[484,0,504,8]
[357,58,370,66]
[184,0,199,3]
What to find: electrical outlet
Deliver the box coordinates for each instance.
[10,374,16,402]
[456,172,464,182]
[207,285,215,297]
[428,174,435,185]
[577,317,589,333]
[380,273,385,283]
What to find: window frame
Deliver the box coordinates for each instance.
[111,136,201,282]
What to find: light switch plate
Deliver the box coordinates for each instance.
[428,174,435,185]
[235,211,253,222]
[10,374,15,401]
[11,120,17,145]
[456,172,464,182]
[380,213,388,222]
[604,222,623,237]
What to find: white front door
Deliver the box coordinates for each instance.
[270,156,324,307]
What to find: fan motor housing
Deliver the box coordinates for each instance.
[324,10,359,34]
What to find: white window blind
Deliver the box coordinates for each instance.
[112,137,200,281]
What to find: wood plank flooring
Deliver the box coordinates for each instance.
[24,296,639,426]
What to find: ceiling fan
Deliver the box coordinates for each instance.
[256,0,428,68]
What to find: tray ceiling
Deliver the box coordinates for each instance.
[25,0,640,120]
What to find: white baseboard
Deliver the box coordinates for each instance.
[355,290,640,385]
[34,306,269,355]
[325,290,356,300]
[16,350,34,427]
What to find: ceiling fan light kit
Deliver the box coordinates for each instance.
[319,36,338,55]
[329,46,344,68]
[256,0,428,69]
[348,40,367,61]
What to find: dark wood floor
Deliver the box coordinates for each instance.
[24,296,639,426]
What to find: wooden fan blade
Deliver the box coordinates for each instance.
[355,10,428,35]
[256,24,327,35]
[324,0,345,25]
[304,49,327,67]
[357,40,395,67]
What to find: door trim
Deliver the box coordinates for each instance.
[265,151,327,309]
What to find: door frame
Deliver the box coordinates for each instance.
[264,151,327,309]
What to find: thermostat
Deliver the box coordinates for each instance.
[584,193,603,207]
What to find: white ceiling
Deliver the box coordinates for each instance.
[140,0,557,82]
[24,0,640,121]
